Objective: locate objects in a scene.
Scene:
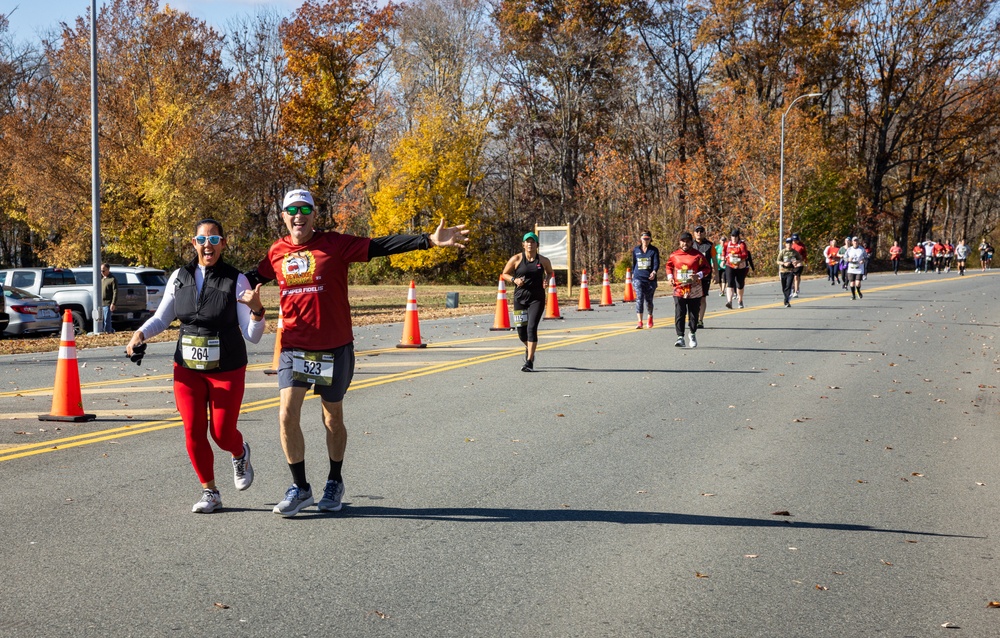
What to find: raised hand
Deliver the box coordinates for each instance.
[429,218,469,249]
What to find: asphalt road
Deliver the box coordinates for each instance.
[1,270,998,637]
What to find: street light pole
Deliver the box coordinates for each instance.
[90,0,103,334]
[779,92,822,251]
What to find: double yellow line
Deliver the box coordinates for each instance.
[2,271,990,463]
[0,323,633,463]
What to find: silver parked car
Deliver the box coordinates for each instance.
[3,286,62,335]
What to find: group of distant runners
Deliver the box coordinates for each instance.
[123,193,993,516]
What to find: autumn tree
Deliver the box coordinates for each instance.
[280,0,396,233]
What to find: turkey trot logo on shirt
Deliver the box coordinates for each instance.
[282,250,316,286]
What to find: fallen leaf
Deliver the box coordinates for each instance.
[556,413,565,417]
[904,540,918,544]
[881,560,893,566]
[771,510,792,516]
[941,622,959,628]
[827,385,840,390]
[700,493,716,497]
[744,554,759,559]
[464,438,475,442]
[695,572,709,578]
[636,490,647,494]
[832,571,845,575]
[977,482,986,486]
[987,601,1000,608]
[857,480,868,484]
[815,585,829,591]
[912,472,924,477]
[213,602,230,610]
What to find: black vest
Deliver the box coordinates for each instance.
[173,260,247,372]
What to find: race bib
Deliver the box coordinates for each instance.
[636,257,651,270]
[728,253,742,266]
[512,309,527,327]
[291,350,335,386]
[181,335,220,371]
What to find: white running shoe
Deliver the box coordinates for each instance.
[232,441,253,491]
[674,336,685,347]
[192,489,221,514]
[318,480,345,512]
[688,333,697,348]
[791,291,798,298]
[273,484,314,517]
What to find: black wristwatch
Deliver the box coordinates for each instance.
[251,308,265,319]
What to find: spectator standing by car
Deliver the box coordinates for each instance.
[100,263,117,334]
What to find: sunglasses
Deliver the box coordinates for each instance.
[194,235,223,245]
[284,205,314,215]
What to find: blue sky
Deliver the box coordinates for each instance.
[4,0,301,41]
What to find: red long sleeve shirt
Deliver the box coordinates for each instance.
[664,249,711,298]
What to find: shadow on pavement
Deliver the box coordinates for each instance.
[331,506,980,538]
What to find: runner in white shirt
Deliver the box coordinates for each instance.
[845,237,866,300]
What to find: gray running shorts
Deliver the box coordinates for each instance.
[278,343,355,403]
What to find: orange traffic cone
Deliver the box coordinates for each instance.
[397,280,427,348]
[39,309,96,422]
[599,268,615,306]
[264,307,282,375]
[543,276,563,320]
[623,268,636,303]
[490,277,514,330]
[576,270,593,311]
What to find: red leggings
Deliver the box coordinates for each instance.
[173,363,247,484]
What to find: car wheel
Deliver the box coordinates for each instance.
[70,310,87,336]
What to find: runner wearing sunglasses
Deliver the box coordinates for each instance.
[126,218,266,513]
[246,189,468,517]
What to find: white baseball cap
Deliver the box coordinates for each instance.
[282,189,315,209]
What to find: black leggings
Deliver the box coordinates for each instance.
[514,298,544,343]
[725,267,748,290]
[674,296,699,336]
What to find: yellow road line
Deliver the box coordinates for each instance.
[0,326,633,462]
[1,272,989,463]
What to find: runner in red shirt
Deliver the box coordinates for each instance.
[249,189,468,517]
[912,243,925,272]
[824,239,841,286]
[790,233,806,297]
[889,240,903,274]
[664,231,712,348]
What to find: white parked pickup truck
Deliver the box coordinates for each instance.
[0,268,147,335]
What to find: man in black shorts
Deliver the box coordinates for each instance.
[692,226,716,329]
[248,189,468,517]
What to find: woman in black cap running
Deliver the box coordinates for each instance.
[502,232,555,371]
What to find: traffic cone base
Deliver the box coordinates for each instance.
[490,277,515,330]
[40,309,95,422]
[398,280,428,348]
